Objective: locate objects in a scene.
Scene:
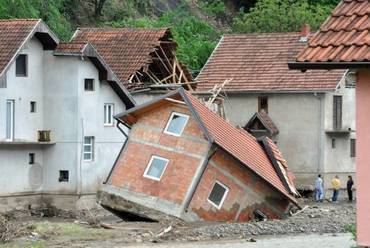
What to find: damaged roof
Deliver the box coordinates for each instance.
[0,19,58,78]
[290,0,370,69]
[70,27,191,91]
[116,88,299,205]
[196,33,345,92]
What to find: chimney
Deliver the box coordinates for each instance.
[299,23,310,42]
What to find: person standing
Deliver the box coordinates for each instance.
[347,175,354,202]
[315,174,324,202]
[331,175,341,202]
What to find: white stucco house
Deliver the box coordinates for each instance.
[0,19,136,211]
[195,29,356,195]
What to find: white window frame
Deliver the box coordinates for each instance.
[163,112,189,137]
[207,181,229,210]
[83,136,94,161]
[5,100,14,141]
[143,155,169,181]
[104,103,114,126]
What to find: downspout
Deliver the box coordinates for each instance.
[103,120,130,184]
[315,92,325,175]
[181,144,218,214]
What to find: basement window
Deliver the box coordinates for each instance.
[164,112,189,136]
[208,181,229,209]
[84,79,94,91]
[30,101,36,113]
[16,54,27,77]
[59,170,69,182]
[29,153,35,164]
[143,155,169,181]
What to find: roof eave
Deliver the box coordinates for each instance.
[288,61,370,70]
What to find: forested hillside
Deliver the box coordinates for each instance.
[0,0,340,75]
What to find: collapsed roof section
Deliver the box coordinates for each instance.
[116,88,299,205]
[71,28,193,92]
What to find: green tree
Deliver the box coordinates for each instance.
[233,0,336,33]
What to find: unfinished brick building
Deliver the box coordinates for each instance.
[99,88,299,222]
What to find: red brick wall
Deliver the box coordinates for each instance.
[110,103,210,205]
[189,149,291,221]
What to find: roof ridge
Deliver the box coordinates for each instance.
[0,18,40,22]
[76,27,170,31]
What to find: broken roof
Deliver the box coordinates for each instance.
[0,19,58,78]
[290,0,370,69]
[70,27,192,91]
[115,88,299,205]
[196,33,345,92]
[245,110,279,136]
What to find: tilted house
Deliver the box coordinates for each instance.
[99,88,299,222]
[195,28,356,193]
[0,19,135,211]
[288,0,370,245]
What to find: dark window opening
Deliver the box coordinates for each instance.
[350,139,356,157]
[208,181,228,208]
[333,95,342,130]
[258,96,268,113]
[332,138,336,149]
[16,54,27,77]
[30,101,36,113]
[84,79,94,91]
[59,170,69,182]
[29,153,35,164]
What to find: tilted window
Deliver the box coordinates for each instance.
[208,181,229,209]
[143,155,169,181]
[16,54,27,77]
[83,136,94,161]
[104,103,114,126]
[164,112,189,136]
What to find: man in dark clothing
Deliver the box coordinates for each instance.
[347,175,354,202]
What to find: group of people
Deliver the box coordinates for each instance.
[315,174,354,202]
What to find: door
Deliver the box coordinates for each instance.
[6,100,14,141]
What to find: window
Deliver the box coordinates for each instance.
[16,54,27,77]
[143,155,169,181]
[30,101,36,113]
[332,138,336,149]
[6,100,14,141]
[59,170,69,182]
[29,153,35,164]
[208,181,229,209]
[350,139,356,157]
[164,112,189,136]
[84,79,94,91]
[104,103,114,126]
[333,95,342,130]
[258,96,268,113]
[83,136,94,161]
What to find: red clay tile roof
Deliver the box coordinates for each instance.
[71,28,177,91]
[183,91,298,204]
[295,0,370,64]
[0,19,39,75]
[54,42,87,55]
[245,110,279,135]
[196,33,345,92]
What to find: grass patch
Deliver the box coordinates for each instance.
[344,224,356,240]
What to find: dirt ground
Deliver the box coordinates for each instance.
[0,199,356,248]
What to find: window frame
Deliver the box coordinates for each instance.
[104,103,114,126]
[83,136,94,161]
[163,112,189,137]
[5,100,14,141]
[15,54,27,77]
[207,181,229,210]
[84,78,95,91]
[143,155,169,181]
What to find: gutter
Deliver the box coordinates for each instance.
[288,61,370,70]
[103,120,130,184]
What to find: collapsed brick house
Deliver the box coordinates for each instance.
[99,88,299,222]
